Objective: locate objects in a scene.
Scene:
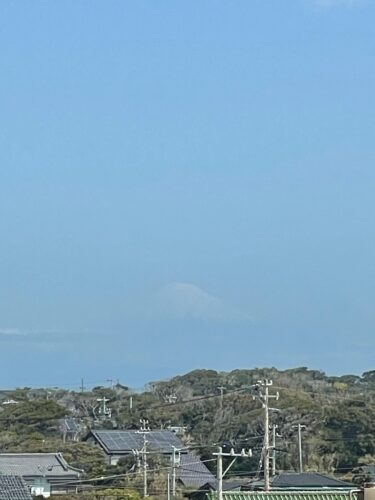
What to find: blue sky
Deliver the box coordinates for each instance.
[0,0,374,388]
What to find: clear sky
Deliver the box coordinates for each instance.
[1,0,374,389]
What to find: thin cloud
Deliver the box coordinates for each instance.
[0,328,29,338]
[0,327,85,343]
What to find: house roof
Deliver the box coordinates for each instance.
[178,452,216,489]
[197,480,244,491]
[271,473,353,489]
[0,475,32,500]
[89,429,184,454]
[187,481,243,500]
[89,431,215,488]
[246,473,353,491]
[0,453,81,479]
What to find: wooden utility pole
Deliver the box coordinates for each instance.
[217,446,223,500]
[253,380,279,491]
[136,419,150,497]
[293,424,306,472]
[217,386,225,411]
[171,447,180,497]
[272,424,278,477]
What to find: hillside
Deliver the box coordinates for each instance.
[0,367,374,487]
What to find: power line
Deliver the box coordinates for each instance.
[50,457,217,487]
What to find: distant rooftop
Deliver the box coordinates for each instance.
[0,453,81,479]
[247,473,353,491]
[272,473,353,489]
[179,451,216,488]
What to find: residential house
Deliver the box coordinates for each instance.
[86,429,215,489]
[245,473,354,491]
[0,453,82,498]
[179,451,216,489]
[86,429,184,465]
[59,418,84,442]
[0,391,15,403]
[189,472,355,500]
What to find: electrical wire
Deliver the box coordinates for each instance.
[49,457,218,486]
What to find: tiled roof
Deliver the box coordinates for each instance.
[0,453,81,478]
[271,473,353,489]
[0,475,32,500]
[246,473,353,491]
[179,452,216,488]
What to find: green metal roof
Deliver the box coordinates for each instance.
[208,490,355,500]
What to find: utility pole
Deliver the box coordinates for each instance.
[172,448,176,497]
[216,447,223,500]
[171,447,181,497]
[264,384,270,491]
[271,424,278,477]
[167,473,171,500]
[213,446,252,500]
[217,386,225,411]
[80,378,85,394]
[136,419,150,497]
[96,397,111,419]
[142,433,148,498]
[293,424,306,473]
[253,380,279,491]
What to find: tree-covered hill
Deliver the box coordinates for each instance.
[1,366,375,488]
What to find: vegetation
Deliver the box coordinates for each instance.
[1,366,375,494]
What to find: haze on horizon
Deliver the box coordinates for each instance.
[1,0,374,388]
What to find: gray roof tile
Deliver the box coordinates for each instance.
[271,473,353,488]
[0,453,81,478]
[0,475,32,500]
[179,452,216,488]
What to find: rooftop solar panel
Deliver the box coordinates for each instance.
[92,430,184,454]
[64,419,79,432]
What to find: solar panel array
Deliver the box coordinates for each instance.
[149,431,185,452]
[93,430,184,454]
